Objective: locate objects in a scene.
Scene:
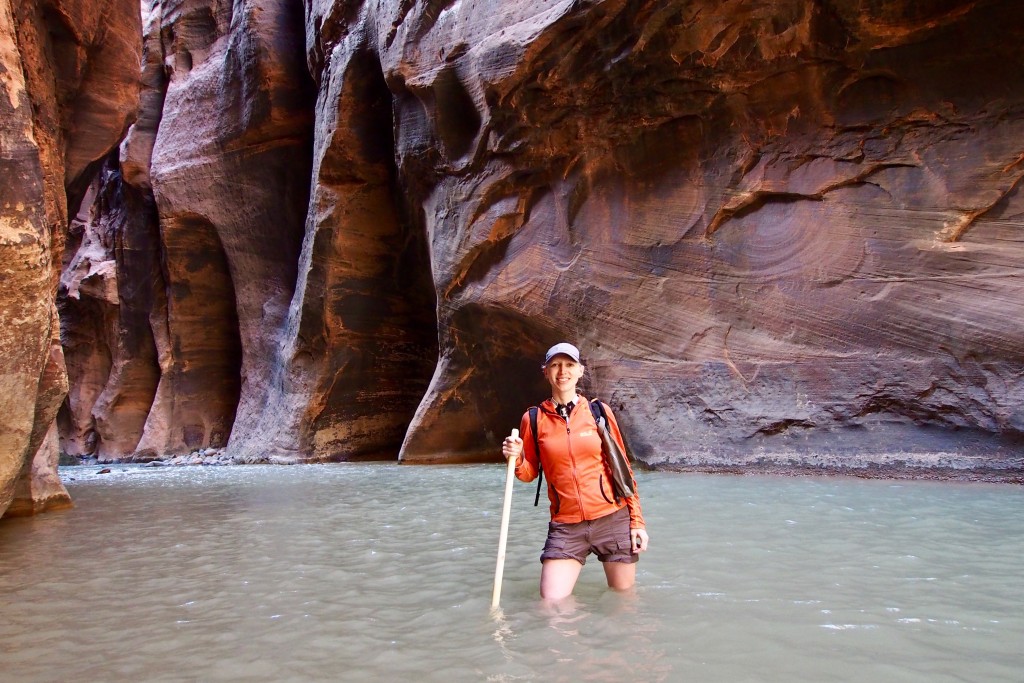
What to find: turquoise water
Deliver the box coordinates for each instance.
[1,464,1022,682]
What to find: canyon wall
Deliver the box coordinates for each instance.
[57,0,439,467]
[334,0,1024,473]
[5,0,1023,517]
[0,0,140,517]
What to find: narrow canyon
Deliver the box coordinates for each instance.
[3,0,1023,517]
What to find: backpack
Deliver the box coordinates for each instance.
[528,399,633,506]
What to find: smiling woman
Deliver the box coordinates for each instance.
[502,342,649,602]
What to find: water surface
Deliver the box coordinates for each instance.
[1,464,1022,682]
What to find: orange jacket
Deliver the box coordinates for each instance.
[515,396,645,528]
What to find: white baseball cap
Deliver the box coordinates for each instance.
[544,342,581,364]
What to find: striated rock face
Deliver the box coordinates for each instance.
[63,0,438,465]
[58,0,316,462]
[142,0,316,458]
[0,0,140,517]
[58,156,163,461]
[38,0,1024,482]
[229,5,440,462]
[352,0,1024,469]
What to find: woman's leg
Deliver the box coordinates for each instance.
[540,558,584,600]
[602,560,636,591]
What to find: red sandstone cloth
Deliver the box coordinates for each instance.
[515,396,645,529]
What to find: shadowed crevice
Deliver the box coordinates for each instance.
[298,47,438,461]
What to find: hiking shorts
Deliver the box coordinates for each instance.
[540,505,638,565]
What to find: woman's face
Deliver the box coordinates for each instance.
[542,355,584,394]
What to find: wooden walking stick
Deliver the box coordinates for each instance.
[491,428,519,609]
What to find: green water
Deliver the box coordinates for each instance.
[1,464,1022,682]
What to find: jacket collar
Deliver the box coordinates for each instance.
[541,395,588,416]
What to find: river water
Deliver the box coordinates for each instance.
[1,464,1022,682]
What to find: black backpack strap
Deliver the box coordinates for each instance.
[529,406,543,506]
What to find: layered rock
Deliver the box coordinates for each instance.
[141,0,317,457]
[0,0,140,518]
[227,10,439,462]
[367,0,1024,470]
[58,156,162,461]
[58,0,317,462]
[41,0,1024,481]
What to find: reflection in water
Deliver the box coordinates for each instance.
[1,464,1022,682]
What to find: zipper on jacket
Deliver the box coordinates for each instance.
[563,403,587,519]
[555,408,571,517]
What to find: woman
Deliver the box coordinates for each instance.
[502,342,649,601]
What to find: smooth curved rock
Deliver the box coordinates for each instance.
[44,0,1024,480]
[137,0,316,458]
[57,0,316,461]
[368,0,1024,468]
[231,23,438,463]
[4,422,73,517]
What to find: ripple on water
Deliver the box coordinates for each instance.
[0,465,1022,682]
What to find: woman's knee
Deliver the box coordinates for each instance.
[602,561,636,590]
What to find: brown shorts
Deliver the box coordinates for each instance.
[540,506,638,565]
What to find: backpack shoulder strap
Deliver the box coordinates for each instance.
[528,406,540,455]
[590,399,636,501]
[529,407,544,506]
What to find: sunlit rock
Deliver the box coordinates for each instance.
[0,0,140,517]
[4,423,73,517]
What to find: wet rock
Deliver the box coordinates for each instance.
[226,9,440,463]
[138,0,316,461]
